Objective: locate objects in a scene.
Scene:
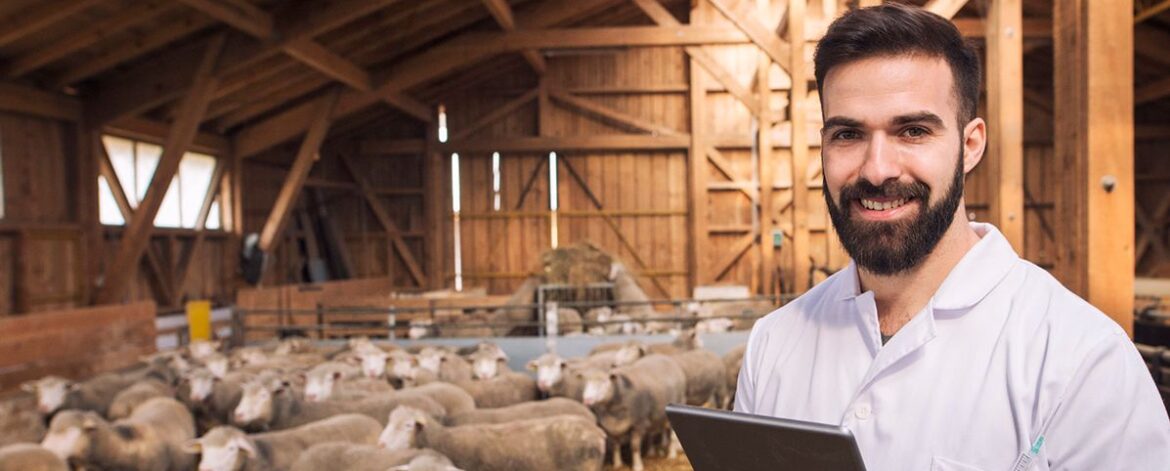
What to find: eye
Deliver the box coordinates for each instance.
[901,126,929,138]
[831,129,861,141]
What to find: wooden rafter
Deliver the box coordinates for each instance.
[94,34,225,305]
[1136,193,1170,263]
[258,87,341,254]
[706,146,757,202]
[557,157,672,298]
[442,135,690,153]
[707,0,792,73]
[175,163,227,294]
[951,18,1051,38]
[177,0,273,37]
[3,1,176,78]
[52,12,216,88]
[480,0,547,73]
[0,0,104,49]
[339,155,427,286]
[712,231,759,281]
[1136,75,1170,105]
[923,0,969,19]
[235,0,622,158]
[283,39,372,91]
[451,89,539,142]
[548,89,681,136]
[631,0,763,117]
[1136,0,1170,23]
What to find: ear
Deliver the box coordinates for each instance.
[439,356,448,363]
[961,117,987,174]
[559,361,567,370]
[332,371,343,381]
[525,361,536,371]
[234,437,258,458]
[181,439,202,454]
[82,415,99,431]
[67,382,81,392]
[20,382,35,393]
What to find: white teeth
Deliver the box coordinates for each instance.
[860,198,907,211]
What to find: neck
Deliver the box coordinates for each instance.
[857,212,980,336]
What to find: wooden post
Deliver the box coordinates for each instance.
[687,22,709,291]
[424,122,445,290]
[789,0,811,293]
[257,87,341,254]
[986,0,1025,252]
[757,47,775,295]
[94,34,225,305]
[1053,0,1134,334]
[77,126,101,304]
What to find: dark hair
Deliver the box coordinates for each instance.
[814,3,981,125]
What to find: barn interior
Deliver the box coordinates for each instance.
[0,0,1168,469]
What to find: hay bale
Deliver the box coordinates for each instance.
[540,242,613,286]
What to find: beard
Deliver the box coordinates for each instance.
[824,148,965,276]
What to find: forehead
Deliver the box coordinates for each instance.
[821,55,956,125]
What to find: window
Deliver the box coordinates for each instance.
[451,152,463,292]
[437,104,448,143]
[549,152,559,249]
[98,135,224,229]
[491,152,501,211]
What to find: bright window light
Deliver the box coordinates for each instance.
[450,152,463,291]
[492,152,501,211]
[97,176,124,225]
[438,104,448,143]
[548,152,558,211]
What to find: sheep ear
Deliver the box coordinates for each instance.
[559,361,567,370]
[181,439,202,454]
[525,361,536,371]
[234,437,258,458]
[20,381,35,393]
[81,416,98,431]
[332,371,343,380]
[439,356,448,363]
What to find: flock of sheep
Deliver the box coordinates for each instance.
[1,332,747,471]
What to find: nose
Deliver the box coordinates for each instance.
[858,134,902,187]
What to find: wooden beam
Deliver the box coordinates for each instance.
[0,0,104,49]
[689,55,710,289]
[1136,75,1170,105]
[440,135,690,153]
[284,39,372,91]
[1053,0,1134,334]
[713,231,758,281]
[1136,0,1170,23]
[1136,124,1170,140]
[94,34,225,305]
[85,37,217,125]
[53,12,216,87]
[374,89,434,123]
[451,89,539,142]
[178,0,273,37]
[548,89,681,136]
[0,82,80,121]
[789,0,811,293]
[757,44,777,295]
[105,117,231,156]
[706,146,757,201]
[98,147,176,304]
[985,0,1025,252]
[707,0,792,73]
[235,0,620,157]
[174,164,227,293]
[339,155,427,286]
[257,87,341,253]
[1135,27,1170,68]
[480,0,547,73]
[441,26,750,52]
[923,0,969,19]
[3,1,175,77]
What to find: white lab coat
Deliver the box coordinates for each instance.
[736,223,1170,470]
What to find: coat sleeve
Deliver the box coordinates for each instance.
[1042,330,1170,469]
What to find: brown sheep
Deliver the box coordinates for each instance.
[0,443,68,471]
[40,397,195,471]
[581,354,686,471]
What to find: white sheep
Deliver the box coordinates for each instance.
[290,442,452,471]
[184,414,381,471]
[40,397,195,471]
[0,443,68,471]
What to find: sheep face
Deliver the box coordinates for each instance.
[186,370,217,403]
[303,370,341,402]
[185,427,256,471]
[408,321,432,340]
[205,354,230,379]
[529,354,567,392]
[379,407,426,452]
[233,381,277,426]
[580,370,616,407]
[359,350,389,379]
[388,352,416,380]
[469,350,507,380]
[188,340,221,361]
[614,344,645,367]
[40,410,97,462]
[23,376,72,415]
[416,349,444,374]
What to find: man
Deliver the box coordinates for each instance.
[734,3,1170,470]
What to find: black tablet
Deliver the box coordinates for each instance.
[666,404,868,471]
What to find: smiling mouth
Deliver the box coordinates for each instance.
[858,197,913,211]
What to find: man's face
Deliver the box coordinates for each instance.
[820,55,976,275]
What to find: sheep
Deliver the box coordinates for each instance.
[108,378,174,419]
[356,347,391,379]
[290,443,451,471]
[389,452,465,471]
[180,369,249,431]
[416,347,473,382]
[0,443,68,471]
[302,361,364,402]
[451,372,538,408]
[528,351,620,401]
[379,406,606,471]
[468,347,510,380]
[40,397,195,471]
[386,350,418,385]
[186,340,222,362]
[200,352,231,379]
[667,349,729,408]
[183,414,381,471]
[403,382,476,416]
[0,396,46,446]
[723,343,747,408]
[231,376,446,432]
[581,354,687,471]
[22,373,139,418]
[445,398,594,426]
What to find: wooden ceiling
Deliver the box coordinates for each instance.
[0,0,1167,156]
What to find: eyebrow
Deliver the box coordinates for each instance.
[821,112,947,131]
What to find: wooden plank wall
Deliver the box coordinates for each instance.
[0,301,156,395]
[1136,139,1170,277]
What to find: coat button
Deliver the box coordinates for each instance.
[854,404,872,420]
